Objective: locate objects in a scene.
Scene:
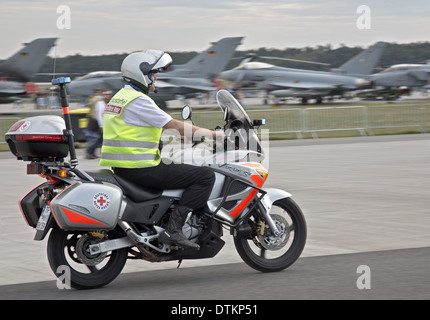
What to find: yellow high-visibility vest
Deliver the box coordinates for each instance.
[99,88,162,168]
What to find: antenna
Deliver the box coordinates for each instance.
[51,77,78,167]
[52,44,57,81]
[232,53,330,67]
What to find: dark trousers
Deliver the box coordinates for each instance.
[114,162,215,210]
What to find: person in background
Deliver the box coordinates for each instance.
[85,89,111,159]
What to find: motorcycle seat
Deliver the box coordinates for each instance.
[86,169,162,202]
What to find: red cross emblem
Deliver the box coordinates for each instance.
[97,196,106,206]
[20,121,31,131]
[93,192,110,210]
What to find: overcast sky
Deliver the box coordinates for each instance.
[1,0,429,58]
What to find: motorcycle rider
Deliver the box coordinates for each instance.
[100,50,221,250]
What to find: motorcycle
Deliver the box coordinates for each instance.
[5,77,307,289]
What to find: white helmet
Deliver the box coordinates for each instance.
[121,49,172,91]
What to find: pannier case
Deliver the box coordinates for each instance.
[50,181,123,231]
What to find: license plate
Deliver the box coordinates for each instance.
[36,205,51,231]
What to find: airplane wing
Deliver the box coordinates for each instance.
[153,80,178,89]
[179,84,215,91]
[0,81,26,97]
[267,81,351,98]
[66,77,124,96]
[155,80,215,92]
[269,81,336,91]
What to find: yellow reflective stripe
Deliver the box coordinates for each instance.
[101,153,160,161]
[103,139,159,149]
[99,156,161,168]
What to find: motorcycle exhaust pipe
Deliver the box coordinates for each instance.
[117,220,164,262]
[118,220,143,243]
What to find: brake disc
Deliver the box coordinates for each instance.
[258,214,290,250]
[76,234,107,266]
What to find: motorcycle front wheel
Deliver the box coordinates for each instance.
[47,227,128,289]
[234,197,307,272]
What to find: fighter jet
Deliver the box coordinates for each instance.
[370,63,430,88]
[0,38,57,99]
[354,63,430,100]
[220,42,386,104]
[66,37,244,108]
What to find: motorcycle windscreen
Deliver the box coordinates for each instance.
[50,181,123,231]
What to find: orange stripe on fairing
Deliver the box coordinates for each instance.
[229,174,264,218]
[62,207,105,226]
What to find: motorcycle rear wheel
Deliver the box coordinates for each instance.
[47,227,128,289]
[234,197,307,272]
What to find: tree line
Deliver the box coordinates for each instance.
[34,42,430,82]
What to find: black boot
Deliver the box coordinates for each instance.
[159,206,200,250]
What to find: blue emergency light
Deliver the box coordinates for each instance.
[51,77,71,85]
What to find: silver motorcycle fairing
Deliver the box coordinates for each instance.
[259,188,292,211]
[205,162,267,224]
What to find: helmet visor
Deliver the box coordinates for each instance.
[151,52,172,72]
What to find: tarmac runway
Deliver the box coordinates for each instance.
[0,133,429,299]
[1,247,429,300]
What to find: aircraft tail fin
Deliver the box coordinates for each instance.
[335,42,386,76]
[0,38,57,82]
[169,37,243,79]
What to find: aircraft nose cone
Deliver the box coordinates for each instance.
[355,78,372,88]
